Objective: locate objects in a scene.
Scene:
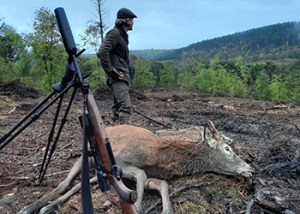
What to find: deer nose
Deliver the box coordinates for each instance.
[240,166,255,177]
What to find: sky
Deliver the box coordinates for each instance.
[0,0,299,53]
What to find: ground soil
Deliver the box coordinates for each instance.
[0,81,299,214]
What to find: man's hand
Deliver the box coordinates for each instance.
[111,68,125,80]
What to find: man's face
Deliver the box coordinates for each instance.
[126,18,134,31]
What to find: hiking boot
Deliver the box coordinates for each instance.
[110,112,120,126]
[119,112,131,125]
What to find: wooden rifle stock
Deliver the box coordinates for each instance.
[85,90,137,212]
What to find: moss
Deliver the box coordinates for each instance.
[178,201,206,214]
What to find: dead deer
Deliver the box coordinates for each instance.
[18,121,254,214]
[107,121,254,213]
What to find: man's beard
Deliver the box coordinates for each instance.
[127,24,133,31]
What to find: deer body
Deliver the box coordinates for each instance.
[108,128,207,180]
[106,123,254,213]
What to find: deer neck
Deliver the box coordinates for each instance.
[155,140,210,179]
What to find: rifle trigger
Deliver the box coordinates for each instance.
[113,165,123,180]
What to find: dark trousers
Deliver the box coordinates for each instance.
[110,81,131,122]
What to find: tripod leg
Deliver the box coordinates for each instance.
[38,87,78,183]
[38,94,65,183]
[81,111,94,214]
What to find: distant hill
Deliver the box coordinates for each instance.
[132,21,300,63]
[85,49,170,60]
[130,49,170,61]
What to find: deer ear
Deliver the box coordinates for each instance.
[208,120,218,135]
[197,126,203,143]
[204,126,217,148]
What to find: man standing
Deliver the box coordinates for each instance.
[97,8,137,125]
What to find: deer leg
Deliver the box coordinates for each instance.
[18,156,86,214]
[145,178,174,214]
[122,165,148,214]
[40,176,98,214]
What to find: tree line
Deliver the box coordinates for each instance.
[131,56,300,101]
[149,22,300,63]
[1,7,300,102]
[0,5,105,93]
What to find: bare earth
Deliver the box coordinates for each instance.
[0,81,299,214]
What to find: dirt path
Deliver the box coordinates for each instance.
[0,82,299,213]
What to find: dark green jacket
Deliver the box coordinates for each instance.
[97,26,131,85]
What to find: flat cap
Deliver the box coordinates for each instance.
[117,8,137,19]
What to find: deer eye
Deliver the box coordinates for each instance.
[224,146,231,152]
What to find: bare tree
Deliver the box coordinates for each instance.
[94,0,105,42]
[82,0,107,54]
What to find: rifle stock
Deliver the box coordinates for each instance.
[86,90,137,208]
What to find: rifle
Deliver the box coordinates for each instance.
[0,7,137,213]
[54,7,137,213]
